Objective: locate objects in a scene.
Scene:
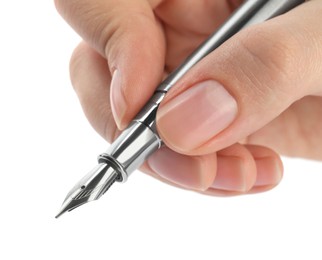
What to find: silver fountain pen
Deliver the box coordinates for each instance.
[56,0,305,218]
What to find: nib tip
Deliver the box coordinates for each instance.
[55,212,64,219]
[56,162,119,219]
[55,206,69,219]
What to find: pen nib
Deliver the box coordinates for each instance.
[55,163,119,218]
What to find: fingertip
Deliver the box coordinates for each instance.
[211,144,257,192]
[110,69,127,130]
[146,146,217,191]
[246,145,284,188]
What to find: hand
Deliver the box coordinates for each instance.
[55,0,322,196]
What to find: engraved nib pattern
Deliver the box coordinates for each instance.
[55,163,118,218]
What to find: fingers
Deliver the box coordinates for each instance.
[146,143,283,195]
[55,0,166,129]
[156,1,322,155]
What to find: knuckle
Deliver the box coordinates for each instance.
[86,7,118,56]
[236,25,301,99]
[103,11,154,61]
[69,42,88,93]
[53,0,61,13]
[53,0,70,16]
[84,8,154,59]
[53,0,119,57]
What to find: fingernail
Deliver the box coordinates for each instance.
[254,157,283,187]
[110,70,127,129]
[147,147,214,191]
[157,80,238,152]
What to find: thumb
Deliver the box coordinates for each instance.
[55,0,165,129]
[156,2,322,155]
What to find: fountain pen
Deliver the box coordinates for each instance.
[56,0,305,218]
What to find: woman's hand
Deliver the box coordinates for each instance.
[55,0,322,196]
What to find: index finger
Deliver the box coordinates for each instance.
[54,0,166,129]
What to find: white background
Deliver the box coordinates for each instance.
[0,1,322,259]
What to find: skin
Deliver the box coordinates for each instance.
[54,0,322,196]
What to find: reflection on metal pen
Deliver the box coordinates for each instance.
[56,0,305,218]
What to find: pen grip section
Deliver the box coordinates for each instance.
[100,121,161,182]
